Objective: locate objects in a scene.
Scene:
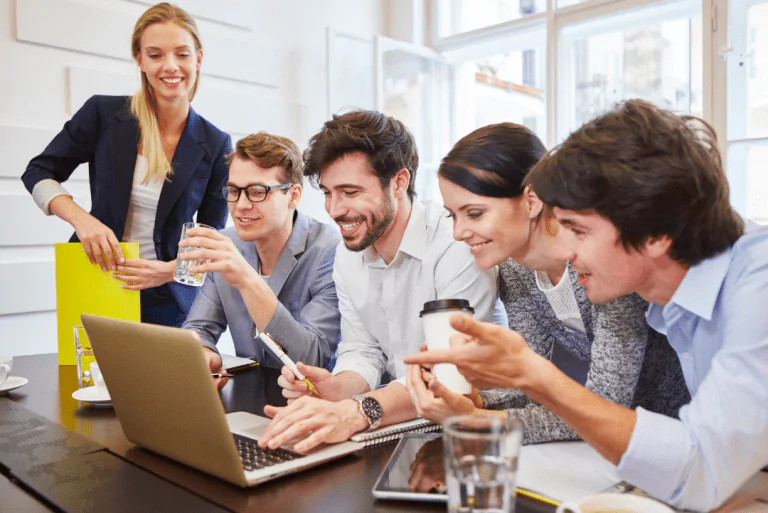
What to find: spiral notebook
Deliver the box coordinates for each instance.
[350,418,440,446]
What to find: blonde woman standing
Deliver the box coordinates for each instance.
[22,3,231,326]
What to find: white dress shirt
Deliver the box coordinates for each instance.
[331,200,508,390]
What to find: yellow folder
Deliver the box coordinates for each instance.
[55,243,141,365]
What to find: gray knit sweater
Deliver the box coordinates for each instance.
[480,259,690,445]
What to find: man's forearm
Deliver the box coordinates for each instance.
[367,383,418,427]
[522,359,636,464]
[239,273,279,332]
[342,381,420,435]
[328,371,372,400]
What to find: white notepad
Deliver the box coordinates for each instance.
[220,354,259,372]
[350,418,440,447]
[517,441,622,502]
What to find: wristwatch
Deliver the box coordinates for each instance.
[352,394,382,431]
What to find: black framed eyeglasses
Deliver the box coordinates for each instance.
[220,183,294,203]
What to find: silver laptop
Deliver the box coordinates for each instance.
[80,314,362,487]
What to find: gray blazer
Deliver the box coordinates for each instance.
[183,211,342,369]
[481,259,690,445]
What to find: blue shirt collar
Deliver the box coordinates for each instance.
[666,248,733,322]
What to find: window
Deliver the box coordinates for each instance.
[376,37,451,202]
[437,0,546,38]
[726,0,768,223]
[454,45,547,143]
[559,2,702,138]
[420,0,765,219]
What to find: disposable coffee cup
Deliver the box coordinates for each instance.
[419,299,474,394]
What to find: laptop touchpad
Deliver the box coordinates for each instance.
[226,411,270,437]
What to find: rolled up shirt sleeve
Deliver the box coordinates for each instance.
[31,179,72,215]
[330,261,387,391]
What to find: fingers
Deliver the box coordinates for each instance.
[203,349,223,372]
[213,376,229,390]
[178,235,225,252]
[113,272,139,282]
[405,364,431,415]
[279,378,309,400]
[82,241,97,265]
[117,259,148,270]
[278,366,309,399]
[428,380,460,407]
[99,236,117,271]
[293,425,334,454]
[402,348,457,366]
[263,404,282,419]
[184,227,224,241]
[260,398,316,444]
[92,239,109,271]
[296,362,331,381]
[281,365,296,383]
[107,232,125,264]
[178,248,218,262]
[449,314,501,341]
[120,282,147,291]
[266,417,321,450]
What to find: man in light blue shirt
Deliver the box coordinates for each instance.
[405,100,768,511]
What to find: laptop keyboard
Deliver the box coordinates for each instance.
[233,433,302,471]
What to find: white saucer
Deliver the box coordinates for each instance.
[72,386,112,406]
[0,376,28,395]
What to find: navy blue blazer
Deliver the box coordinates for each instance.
[22,95,232,314]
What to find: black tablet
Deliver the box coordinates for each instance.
[372,433,448,502]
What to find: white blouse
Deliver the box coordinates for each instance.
[123,155,163,261]
[534,267,586,334]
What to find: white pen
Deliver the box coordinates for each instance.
[257,332,321,397]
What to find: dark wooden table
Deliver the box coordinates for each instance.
[3,354,555,512]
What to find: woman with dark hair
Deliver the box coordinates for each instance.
[405,122,690,444]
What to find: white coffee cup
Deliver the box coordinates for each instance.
[90,362,108,393]
[0,356,12,386]
[419,299,474,394]
[556,493,674,513]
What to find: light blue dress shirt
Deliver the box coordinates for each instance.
[617,224,768,511]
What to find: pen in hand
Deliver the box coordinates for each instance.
[211,373,234,379]
[257,332,322,398]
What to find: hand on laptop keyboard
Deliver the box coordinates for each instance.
[233,434,301,471]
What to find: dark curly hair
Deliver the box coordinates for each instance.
[303,110,419,200]
[526,99,743,266]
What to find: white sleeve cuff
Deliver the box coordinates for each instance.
[32,179,72,215]
[617,406,691,500]
[331,359,382,391]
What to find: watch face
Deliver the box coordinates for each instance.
[361,396,383,420]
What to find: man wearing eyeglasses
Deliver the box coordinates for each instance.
[180,132,342,389]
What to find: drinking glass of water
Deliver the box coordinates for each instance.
[444,415,523,513]
[174,222,214,287]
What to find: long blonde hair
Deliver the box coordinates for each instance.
[130,3,202,184]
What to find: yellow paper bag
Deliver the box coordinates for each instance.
[55,242,141,365]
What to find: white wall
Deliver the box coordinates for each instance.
[0,0,387,356]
